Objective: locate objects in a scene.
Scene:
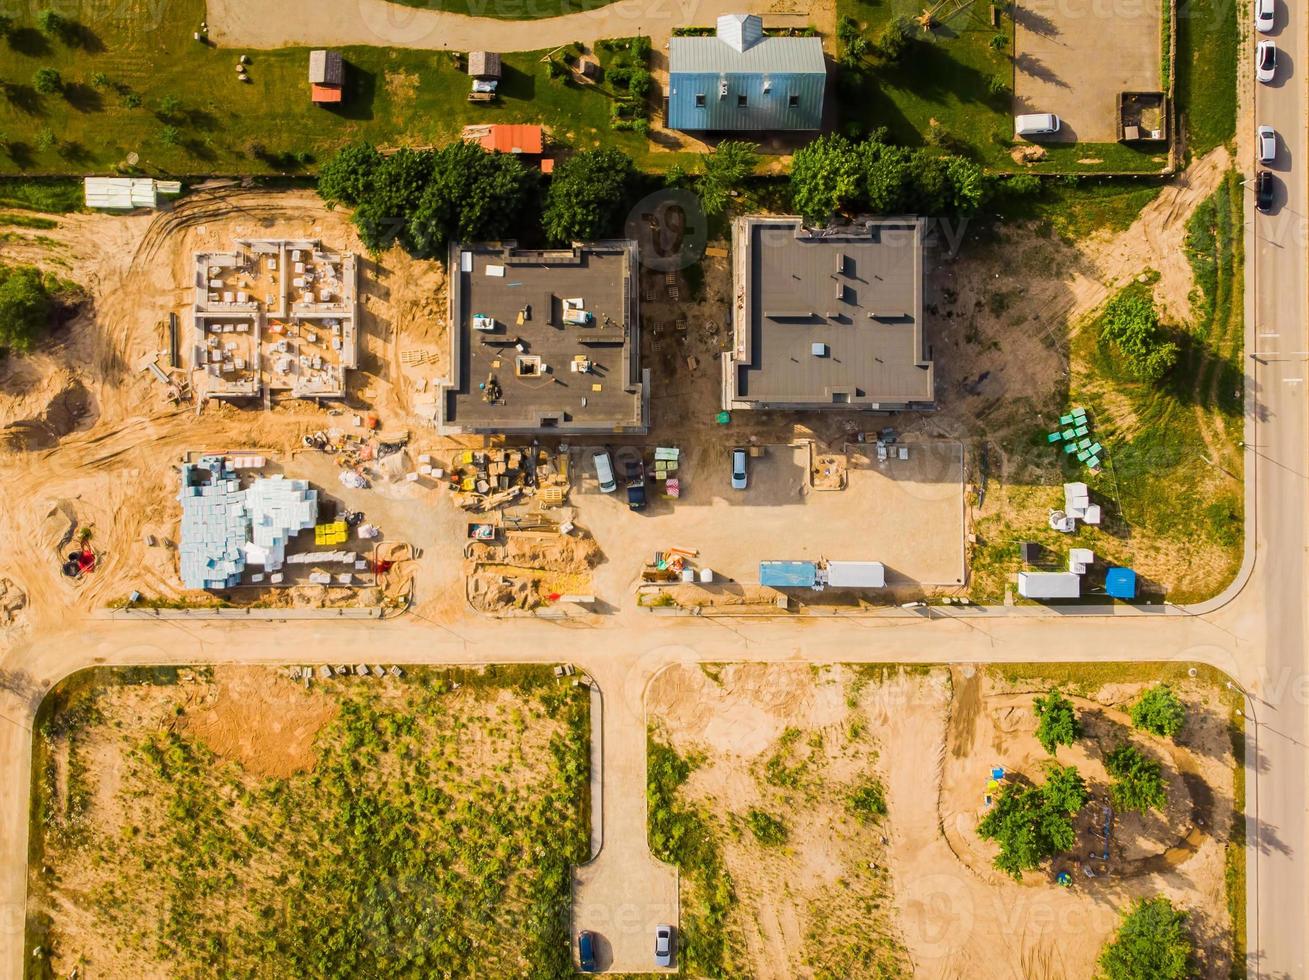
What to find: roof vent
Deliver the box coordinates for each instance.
[717,13,764,52]
[811,342,829,357]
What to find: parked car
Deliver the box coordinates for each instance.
[1256,41,1278,83]
[1014,113,1061,137]
[578,931,597,972]
[1258,125,1278,163]
[1256,170,1276,213]
[654,924,675,967]
[731,448,748,490]
[1255,0,1275,32]
[592,451,617,494]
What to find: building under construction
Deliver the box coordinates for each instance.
[191,239,358,402]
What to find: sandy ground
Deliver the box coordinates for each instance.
[207,0,830,52]
[0,189,446,642]
[647,663,1237,979]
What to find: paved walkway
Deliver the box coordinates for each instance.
[207,0,814,52]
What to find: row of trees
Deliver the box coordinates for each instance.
[318,142,642,255]
[1037,683,1188,756]
[789,130,991,224]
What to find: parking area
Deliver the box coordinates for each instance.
[1013,0,1162,142]
[574,440,967,599]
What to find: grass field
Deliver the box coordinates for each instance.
[0,0,679,176]
[26,664,590,980]
[1175,0,1239,154]
[386,0,620,18]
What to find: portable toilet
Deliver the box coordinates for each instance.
[1105,567,1137,599]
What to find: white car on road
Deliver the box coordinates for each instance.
[1256,41,1278,83]
[1258,126,1278,163]
[1255,0,1275,32]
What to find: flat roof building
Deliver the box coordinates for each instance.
[723,216,933,413]
[439,241,647,435]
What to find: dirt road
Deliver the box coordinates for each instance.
[207,0,826,52]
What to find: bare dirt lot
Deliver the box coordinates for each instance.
[26,664,590,979]
[647,662,1238,979]
[575,439,966,601]
[1013,0,1163,143]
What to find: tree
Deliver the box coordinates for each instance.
[90,71,110,89]
[1099,288,1179,383]
[1034,688,1081,755]
[977,763,1086,879]
[1131,685,1187,738]
[0,265,56,352]
[33,67,62,95]
[1098,897,1193,980]
[790,133,864,223]
[1105,743,1166,813]
[542,148,636,244]
[37,9,65,37]
[317,142,384,207]
[860,139,913,213]
[406,141,534,258]
[873,16,915,62]
[697,140,759,216]
[837,15,870,67]
[0,15,13,39]
[350,148,434,253]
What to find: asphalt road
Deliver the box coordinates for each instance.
[1247,3,1309,973]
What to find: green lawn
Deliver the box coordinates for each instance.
[0,1,685,175]
[1176,0,1238,154]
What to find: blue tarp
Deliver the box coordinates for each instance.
[1105,567,1137,599]
[760,561,818,588]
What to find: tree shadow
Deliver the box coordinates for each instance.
[2,82,43,115]
[62,82,104,113]
[3,141,35,169]
[6,28,50,57]
[498,62,538,103]
[59,20,106,53]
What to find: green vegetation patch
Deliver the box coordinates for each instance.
[0,3,681,176]
[26,665,590,979]
[1176,0,1237,154]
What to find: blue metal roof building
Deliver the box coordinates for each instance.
[668,15,826,132]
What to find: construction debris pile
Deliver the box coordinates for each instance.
[302,419,411,491]
[288,663,404,686]
[449,447,571,512]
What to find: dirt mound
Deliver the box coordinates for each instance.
[468,572,540,612]
[2,379,98,451]
[0,577,26,626]
[1010,144,1048,164]
[179,666,338,778]
[469,532,602,572]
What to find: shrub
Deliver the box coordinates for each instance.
[159,125,181,146]
[989,31,1007,51]
[1033,688,1081,755]
[1099,897,1193,980]
[545,59,568,81]
[631,34,652,60]
[848,781,888,820]
[1105,743,1167,813]
[745,809,788,846]
[157,94,184,120]
[0,265,57,351]
[37,9,65,36]
[1130,685,1187,738]
[837,15,870,66]
[628,67,652,98]
[89,71,109,89]
[121,91,142,109]
[607,65,633,88]
[1099,288,1179,383]
[35,128,57,150]
[34,67,63,95]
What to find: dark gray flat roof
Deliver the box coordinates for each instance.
[729,217,933,409]
[442,242,646,433]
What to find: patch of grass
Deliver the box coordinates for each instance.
[0,210,58,228]
[0,178,83,212]
[1176,0,1237,153]
[847,780,888,821]
[1226,707,1247,978]
[0,3,691,176]
[27,666,590,978]
[382,0,620,17]
[988,661,1239,695]
[744,808,789,846]
[648,735,734,977]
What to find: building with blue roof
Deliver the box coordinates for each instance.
[667,15,826,133]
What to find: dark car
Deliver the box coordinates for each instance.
[1256,170,1275,213]
[625,457,647,511]
[578,930,597,972]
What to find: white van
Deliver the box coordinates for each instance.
[592,451,617,493]
[1014,113,1061,137]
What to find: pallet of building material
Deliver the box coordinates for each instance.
[400,349,431,366]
